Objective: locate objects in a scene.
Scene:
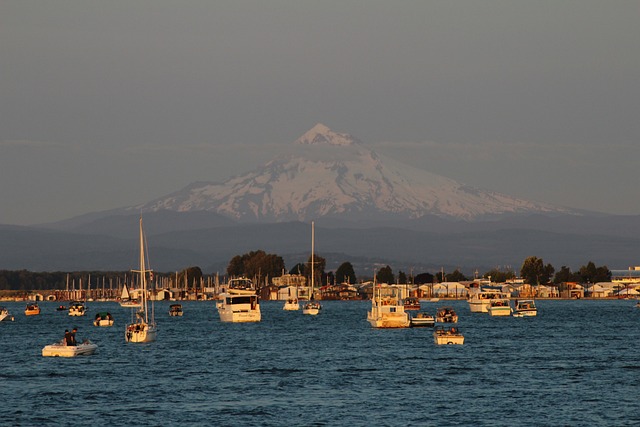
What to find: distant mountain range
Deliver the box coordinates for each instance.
[1,124,638,274]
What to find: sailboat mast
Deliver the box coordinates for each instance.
[311,221,315,300]
[139,217,149,323]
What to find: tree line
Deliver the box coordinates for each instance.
[0,252,611,291]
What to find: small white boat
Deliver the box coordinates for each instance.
[435,306,458,323]
[169,304,183,317]
[93,312,114,326]
[487,298,512,317]
[302,301,321,315]
[410,311,435,327]
[513,299,537,317]
[42,340,98,357]
[68,301,87,317]
[467,285,511,313]
[403,297,421,311]
[0,307,14,322]
[119,284,142,308]
[283,298,300,311]
[433,326,464,345]
[217,278,261,323]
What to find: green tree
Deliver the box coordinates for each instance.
[446,269,467,282]
[483,268,515,283]
[335,262,357,284]
[520,256,554,285]
[414,272,434,284]
[376,265,395,284]
[226,250,285,285]
[398,271,408,284]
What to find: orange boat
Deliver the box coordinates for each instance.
[25,303,41,316]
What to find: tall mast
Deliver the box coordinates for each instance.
[139,217,148,323]
[311,221,315,300]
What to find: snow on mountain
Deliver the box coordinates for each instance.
[132,124,572,221]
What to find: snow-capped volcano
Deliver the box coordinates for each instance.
[133,124,571,221]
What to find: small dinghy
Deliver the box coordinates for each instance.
[42,340,98,357]
[93,312,114,327]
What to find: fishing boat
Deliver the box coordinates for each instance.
[216,277,261,323]
[119,283,142,308]
[513,299,537,317]
[68,301,87,316]
[42,340,98,357]
[487,298,512,317]
[0,307,14,322]
[124,217,158,343]
[403,297,421,311]
[433,326,464,345]
[25,303,40,316]
[169,304,183,317]
[367,283,410,328]
[303,221,322,316]
[435,306,458,323]
[410,311,435,327]
[93,312,114,326]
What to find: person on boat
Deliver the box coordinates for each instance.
[64,329,72,346]
[70,328,78,346]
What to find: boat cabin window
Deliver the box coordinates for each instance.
[227,296,256,305]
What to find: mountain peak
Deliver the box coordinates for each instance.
[294,123,360,146]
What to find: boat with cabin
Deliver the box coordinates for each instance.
[487,298,512,317]
[169,304,183,317]
[433,326,464,345]
[467,284,511,313]
[367,283,410,328]
[25,303,40,316]
[68,301,87,316]
[124,217,158,343]
[283,298,300,311]
[513,299,537,317]
[217,277,261,323]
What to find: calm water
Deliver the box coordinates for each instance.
[1,299,639,426]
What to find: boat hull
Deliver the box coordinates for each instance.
[488,307,512,317]
[410,317,435,328]
[513,309,537,317]
[367,312,411,328]
[434,334,465,345]
[94,319,114,327]
[283,302,300,311]
[125,323,158,343]
[42,342,98,357]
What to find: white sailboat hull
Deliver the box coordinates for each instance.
[125,323,157,343]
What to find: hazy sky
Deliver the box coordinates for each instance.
[2,1,639,225]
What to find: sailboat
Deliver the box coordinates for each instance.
[119,282,142,308]
[125,217,158,343]
[302,221,322,316]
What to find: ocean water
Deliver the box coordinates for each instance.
[1,299,639,426]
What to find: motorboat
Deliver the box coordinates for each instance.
[25,303,40,316]
[410,311,435,327]
[467,286,511,313]
[283,298,300,311]
[217,277,261,323]
[367,283,410,328]
[93,312,114,326]
[125,217,158,343]
[68,301,87,316]
[169,304,183,317]
[487,298,512,317]
[513,299,537,317]
[436,306,458,323]
[56,305,67,311]
[403,297,421,311]
[302,301,322,315]
[433,326,464,345]
[0,307,14,322]
[42,340,98,357]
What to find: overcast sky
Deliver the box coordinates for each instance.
[1,1,638,225]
